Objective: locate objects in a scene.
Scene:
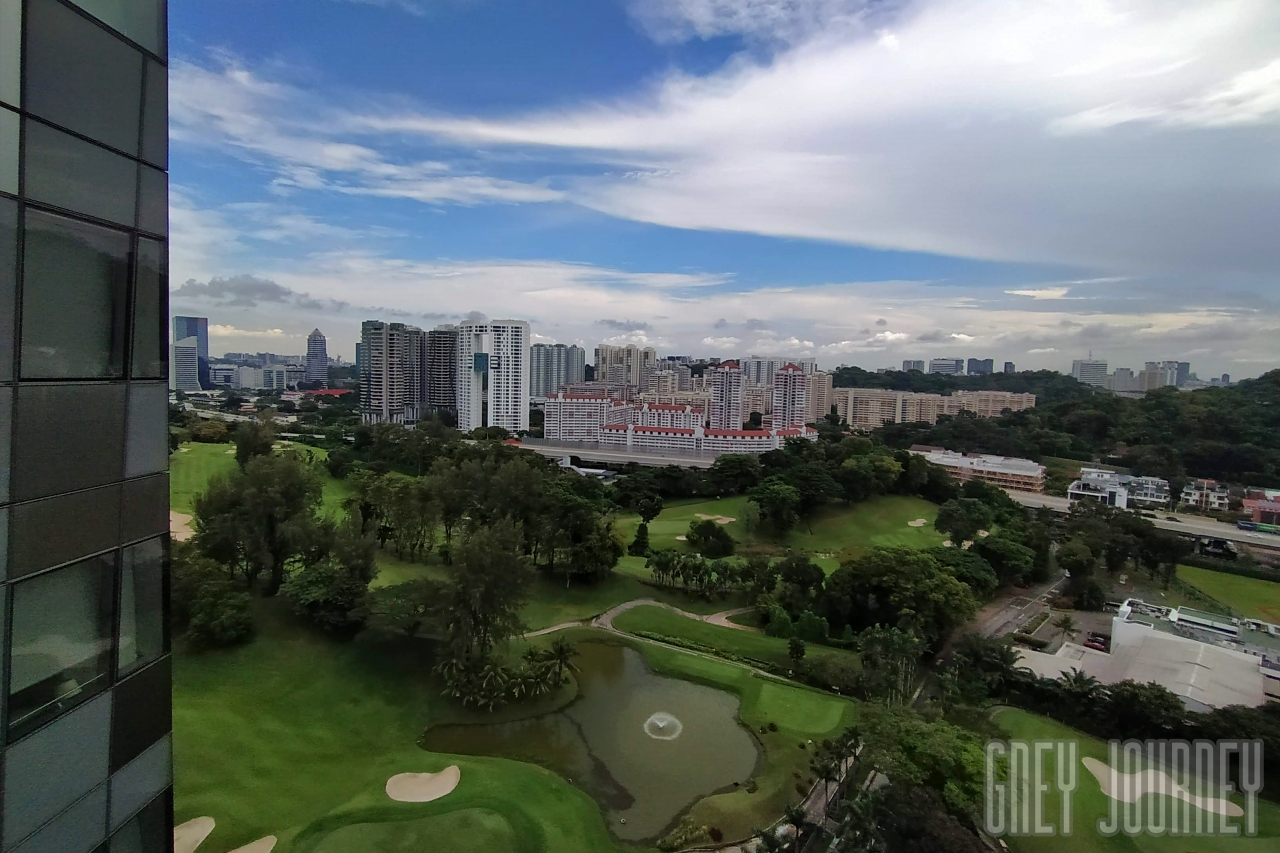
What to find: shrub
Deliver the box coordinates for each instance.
[1012,632,1049,650]
[188,586,254,648]
[628,522,651,557]
[190,420,229,443]
[686,518,735,557]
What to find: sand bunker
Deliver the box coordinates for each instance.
[675,535,688,541]
[386,765,461,803]
[695,513,737,524]
[907,518,927,528]
[171,511,195,542]
[978,530,990,538]
[225,448,236,454]
[228,839,277,853]
[177,446,190,452]
[174,817,216,853]
[942,539,953,547]
[1082,758,1244,817]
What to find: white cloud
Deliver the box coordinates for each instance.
[627,0,889,45]
[360,0,1280,275]
[1027,347,1059,353]
[1006,287,1072,299]
[701,336,742,349]
[208,325,297,338]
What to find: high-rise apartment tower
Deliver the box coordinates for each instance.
[457,320,530,433]
[708,361,745,430]
[305,328,328,387]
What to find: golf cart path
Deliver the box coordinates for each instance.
[522,598,754,637]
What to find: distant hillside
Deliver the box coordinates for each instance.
[866,369,1280,488]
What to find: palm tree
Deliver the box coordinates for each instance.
[1052,613,1079,644]
[783,802,809,834]
[1059,667,1103,718]
[815,758,840,819]
[547,637,579,686]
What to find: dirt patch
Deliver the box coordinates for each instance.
[906,518,927,528]
[174,817,215,853]
[695,513,737,524]
[977,530,990,538]
[229,839,277,853]
[386,765,461,803]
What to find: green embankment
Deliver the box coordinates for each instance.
[1176,564,1280,623]
[169,441,351,517]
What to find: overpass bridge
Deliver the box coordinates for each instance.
[1005,490,1280,552]
[516,440,717,469]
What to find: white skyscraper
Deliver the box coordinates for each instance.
[305,328,328,387]
[740,356,817,386]
[772,363,809,429]
[1071,359,1110,387]
[457,319,530,433]
[709,361,745,430]
[169,336,201,392]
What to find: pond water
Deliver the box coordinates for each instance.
[420,642,759,841]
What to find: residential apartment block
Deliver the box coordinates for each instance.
[832,388,1036,429]
[599,424,818,456]
[739,356,817,386]
[424,325,458,414]
[594,344,655,387]
[1182,479,1231,512]
[1068,469,1172,509]
[457,319,530,433]
[360,320,421,424]
[530,343,586,398]
[806,370,833,422]
[771,363,808,429]
[709,361,745,430]
[1,2,175,852]
[910,446,1046,493]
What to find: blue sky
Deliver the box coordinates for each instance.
[168,0,1280,377]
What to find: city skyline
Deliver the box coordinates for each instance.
[165,0,1279,379]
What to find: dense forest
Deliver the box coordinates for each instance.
[828,367,1280,488]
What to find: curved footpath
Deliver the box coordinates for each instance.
[522,599,755,638]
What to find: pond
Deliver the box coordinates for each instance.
[420,642,760,841]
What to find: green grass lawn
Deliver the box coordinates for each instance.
[170,440,352,517]
[993,708,1280,853]
[174,602,645,853]
[1176,565,1280,622]
[611,604,859,672]
[616,495,944,569]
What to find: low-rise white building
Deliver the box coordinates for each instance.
[1182,479,1231,512]
[910,446,1045,492]
[1068,468,1171,509]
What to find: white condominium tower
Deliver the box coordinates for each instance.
[457,320,531,432]
[709,361,745,430]
[306,328,329,387]
[740,356,817,386]
[772,363,809,429]
[594,344,656,386]
[1071,358,1109,387]
[531,343,587,397]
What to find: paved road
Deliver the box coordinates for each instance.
[1006,490,1280,550]
[519,442,717,469]
[521,599,756,638]
[972,576,1067,639]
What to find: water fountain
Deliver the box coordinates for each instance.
[643,712,683,741]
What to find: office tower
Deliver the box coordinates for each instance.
[360,320,417,423]
[305,328,328,387]
[1221,373,1231,385]
[169,337,200,392]
[457,320,530,432]
[708,361,745,430]
[1071,359,1109,387]
[173,315,209,389]
[771,364,808,429]
[594,344,655,386]
[967,358,994,375]
[928,358,965,375]
[740,356,817,386]
[1176,361,1191,387]
[1003,361,1016,373]
[530,343,586,397]
[1138,361,1178,392]
[1,1,173,852]
[806,371,833,422]
[902,360,925,372]
[425,324,458,413]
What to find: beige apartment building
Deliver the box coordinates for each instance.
[911,446,1046,493]
[833,388,1036,429]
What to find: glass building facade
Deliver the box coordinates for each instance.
[1,1,172,852]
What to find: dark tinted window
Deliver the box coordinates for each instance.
[1,106,16,194]
[25,0,143,154]
[9,554,117,740]
[13,383,126,501]
[9,484,122,578]
[21,209,130,379]
[137,166,166,236]
[118,538,166,676]
[120,474,167,544]
[131,239,165,379]
[140,59,166,168]
[24,120,138,226]
[0,197,14,380]
[110,657,171,771]
[70,0,166,56]
[108,793,168,853]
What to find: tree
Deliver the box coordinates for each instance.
[855,625,922,706]
[686,518,735,557]
[1051,613,1078,644]
[748,477,802,535]
[234,420,275,467]
[875,785,987,853]
[1058,668,1103,720]
[785,462,840,528]
[443,518,535,663]
[929,548,999,598]
[326,447,353,479]
[546,636,579,685]
[795,610,830,643]
[777,554,826,616]
[635,491,665,525]
[282,516,377,633]
[788,636,807,664]
[1104,680,1185,738]
[190,419,229,443]
[709,454,763,494]
[187,585,254,648]
[933,498,994,545]
[628,521,651,556]
[972,534,1036,586]
[823,548,977,646]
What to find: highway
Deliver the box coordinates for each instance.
[1005,490,1280,551]
[518,442,717,469]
